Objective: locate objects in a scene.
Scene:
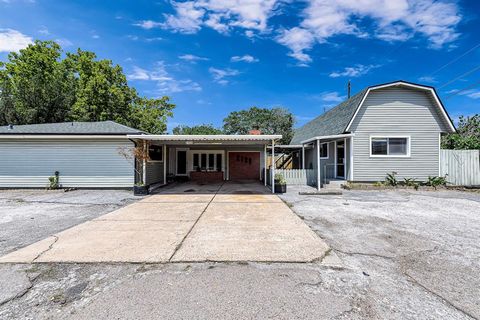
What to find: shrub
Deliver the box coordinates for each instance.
[274,173,287,185]
[426,176,448,190]
[384,172,398,187]
[403,178,419,190]
[48,171,60,189]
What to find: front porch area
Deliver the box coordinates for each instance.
[126,134,283,193]
[269,134,354,189]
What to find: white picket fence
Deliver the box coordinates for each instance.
[268,169,316,185]
[440,150,480,186]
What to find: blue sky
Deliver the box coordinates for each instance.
[0,0,479,131]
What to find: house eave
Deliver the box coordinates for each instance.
[343,80,456,133]
[300,133,355,145]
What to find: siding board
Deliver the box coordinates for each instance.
[350,87,447,181]
[0,138,134,188]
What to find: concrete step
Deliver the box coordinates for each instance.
[323,180,346,189]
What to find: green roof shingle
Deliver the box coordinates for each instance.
[290,89,367,144]
[0,121,144,135]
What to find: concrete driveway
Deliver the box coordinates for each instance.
[0,181,329,263]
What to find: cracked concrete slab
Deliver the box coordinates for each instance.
[0,236,58,263]
[0,265,32,305]
[171,200,329,262]
[0,182,329,264]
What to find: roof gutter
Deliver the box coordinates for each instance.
[300,133,355,145]
[127,134,283,141]
[0,134,131,139]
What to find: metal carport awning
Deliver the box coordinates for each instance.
[127,134,282,193]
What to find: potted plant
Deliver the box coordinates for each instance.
[274,173,287,194]
[118,140,151,196]
[133,182,148,195]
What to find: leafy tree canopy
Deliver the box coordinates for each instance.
[172,124,223,135]
[0,40,174,133]
[442,114,480,150]
[223,106,294,144]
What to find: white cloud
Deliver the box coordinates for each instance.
[276,27,316,63]
[179,54,209,62]
[317,91,346,102]
[162,1,205,34]
[418,76,436,83]
[466,90,480,99]
[160,0,279,35]
[277,0,461,62]
[0,29,32,52]
[55,38,73,47]
[127,66,150,81]
[38,26,50,35]
[209,67,240,85]
[133,20,163,30]
[127,62,202,93]
[448,89,480,100]
[230,54,258,63]
[329,64,380,78]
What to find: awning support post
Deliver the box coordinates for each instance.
[271,139,275,194]
[142,141,147,186]
[163,144,167,185]
[316,139,321,190]
[301,144,305,169]
[264,144,267,186]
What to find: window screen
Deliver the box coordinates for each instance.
[371,138,408,156]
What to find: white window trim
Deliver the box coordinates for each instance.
[190,150,225,173]
[147,145,164,163]
[369,136,411,158]
[176,148,189,176]
[319,142,329,159]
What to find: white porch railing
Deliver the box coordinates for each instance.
[267,169,316,185]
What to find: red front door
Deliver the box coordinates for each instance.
[228,152,260,180]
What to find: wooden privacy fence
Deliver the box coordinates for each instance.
[440,150,480,186]
[267,169,316,185]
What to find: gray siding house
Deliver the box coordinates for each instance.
[0,121,145,188]
[0,121,282,191]
[291,81,456,185]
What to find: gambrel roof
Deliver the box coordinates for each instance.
[290,80,456,145]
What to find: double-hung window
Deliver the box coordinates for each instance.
[371,137,409,157]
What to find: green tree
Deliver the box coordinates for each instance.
[442,114,480,149]
[0,41,175,133]
[172,124,223,135]
[0,40,75,125]
[223,107,294,144]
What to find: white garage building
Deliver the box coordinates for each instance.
[0,121,143,188]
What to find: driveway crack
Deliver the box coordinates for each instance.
[31,235,59,263]
[0,271,39,307]
[168,182,224,262]
[403,271,478,320]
